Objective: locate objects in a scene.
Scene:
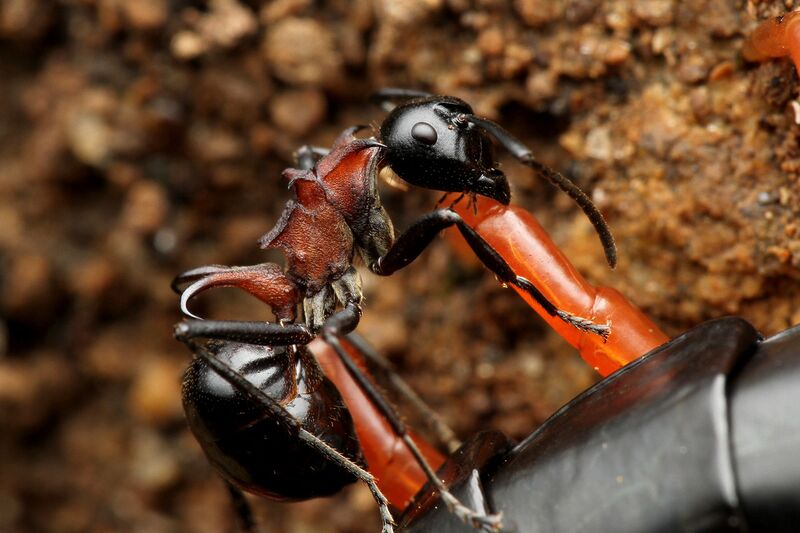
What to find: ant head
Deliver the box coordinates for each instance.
[378,96,511,205]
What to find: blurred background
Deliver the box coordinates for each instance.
[2,0,800,531]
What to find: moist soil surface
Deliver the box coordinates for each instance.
[2,1,799,532]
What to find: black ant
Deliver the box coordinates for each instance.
[173,89,617,532]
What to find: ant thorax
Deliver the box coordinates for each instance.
[258,128,392,332]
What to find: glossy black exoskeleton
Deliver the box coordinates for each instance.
[182,342,363,501]
[400,317,800,533]
[375,89,616,267]
[379,95,511,205]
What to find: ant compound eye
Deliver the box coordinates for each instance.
[411,122,437,145]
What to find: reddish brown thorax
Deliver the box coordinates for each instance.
[262,171,356,295]
[179,128,391,333]
[257,128,391,331]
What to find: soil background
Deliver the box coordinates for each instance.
[2,1,800,532]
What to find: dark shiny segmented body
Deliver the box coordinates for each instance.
[399,317,800,532]
[379,96,511,204]
[174,89,626,533]
[182,341,363,501]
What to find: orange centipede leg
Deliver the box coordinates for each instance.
[310,338,445,510]
[454,196,669,377]
[743,11,800,76]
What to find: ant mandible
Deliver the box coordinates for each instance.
[173,89,618,532]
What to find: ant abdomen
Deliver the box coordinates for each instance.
[182,341,365,500]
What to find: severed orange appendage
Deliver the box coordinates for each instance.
[743,11,800,75]
[311,337,445,510]
[454,197,669,377]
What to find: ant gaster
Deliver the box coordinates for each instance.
[173,89,617,533]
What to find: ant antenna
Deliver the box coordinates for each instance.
[467,115,617,268]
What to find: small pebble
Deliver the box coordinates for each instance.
[262,18,343,87]
[633,0,674,27]
[120,180,170,235]
[120,0,168,31]
[129,359,184,427]
[269,89,327,137]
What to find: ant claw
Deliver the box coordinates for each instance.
[470,511,503,533]
[440,491,504,533]
[514,277,610,341]
[173,322,191,341]
[557,310,611,341]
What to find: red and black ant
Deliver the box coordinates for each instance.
[172,89,620,532]
[175,17,800,529]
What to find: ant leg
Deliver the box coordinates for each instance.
[466,115,617,268]
[344,332,461,453]
[321,304,503,532]
[179,336,396,533]
[225,481,259,533]
[174,319,312,346]
[372,209,610,339]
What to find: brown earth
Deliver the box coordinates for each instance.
[2,1,799,532]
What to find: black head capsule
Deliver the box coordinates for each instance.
[379,96,511,205]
